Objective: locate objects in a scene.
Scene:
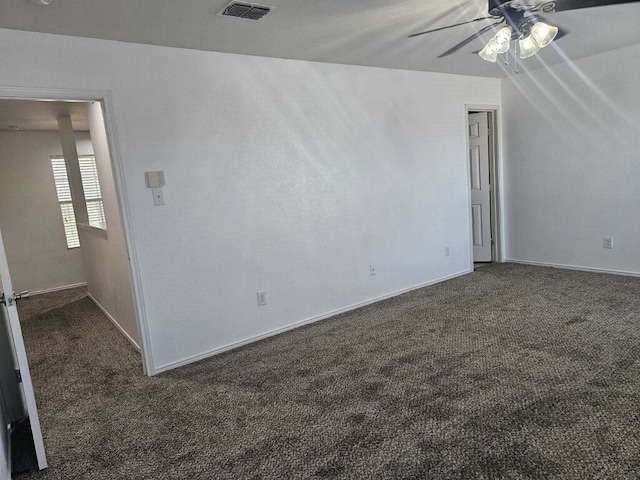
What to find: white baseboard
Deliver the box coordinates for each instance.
[153,269,472,375]
[506,259,640,278]
[87,293,140,352]
[30,282,87,296]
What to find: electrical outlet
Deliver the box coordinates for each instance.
[445,246,450,257]
[603,237,613,249]
[369,265,376,276]
[257,290,267,306]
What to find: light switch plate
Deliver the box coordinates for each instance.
[145,171,165,188]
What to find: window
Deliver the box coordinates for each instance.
[51,156,106,249]
[78,157,106,229]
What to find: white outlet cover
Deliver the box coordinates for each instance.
[257,291,267,306]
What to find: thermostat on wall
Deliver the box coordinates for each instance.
[145,171,165,188]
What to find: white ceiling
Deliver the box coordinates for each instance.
[0,100,89,132]
[1,0,640,79]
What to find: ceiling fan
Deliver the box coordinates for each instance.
[409,0,640,62]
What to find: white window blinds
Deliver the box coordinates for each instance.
[51,158,80,248]
[79,157,106,229]
[51,156,106,249]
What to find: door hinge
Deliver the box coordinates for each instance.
[15,369,22,383]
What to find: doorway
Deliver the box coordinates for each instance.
[0,98,141,348]
[0,93,149,371]
[467,107,501,265]
[0,91,150,476]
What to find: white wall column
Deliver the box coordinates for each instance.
[57,116,88,223]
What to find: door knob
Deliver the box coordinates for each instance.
[14,291,29,301]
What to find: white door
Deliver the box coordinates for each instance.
[0,390,9,480]
[0,228,47,472]
[468,112,492,262]
[1,305,18,479]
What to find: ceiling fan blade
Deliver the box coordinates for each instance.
[409,16,497,38]
[437,21,504,57]
[547,0,640,12]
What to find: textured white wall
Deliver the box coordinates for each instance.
[79,102,139,346]
[502,43,640,274]
[0,131,92,293]
[0,28,501,373]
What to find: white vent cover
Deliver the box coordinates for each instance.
[220,2,272,20]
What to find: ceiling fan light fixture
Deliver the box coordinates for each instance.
[518,35,541,58]
[530,21,558,48]
[479,26,511,62]
[493,26,512,53]
[478,44,499,62]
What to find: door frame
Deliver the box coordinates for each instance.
[0,86,153,376]
[465,104,504,268]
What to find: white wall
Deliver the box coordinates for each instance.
[0,28,501,373]
[0,131,92,293]
[502,43,640,275]
[79,102,139,347]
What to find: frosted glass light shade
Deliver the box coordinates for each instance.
[518,35,540,59]
[479,26,512,62]
[479,44,499,62]
[531,22,558,48]
[494,26,512,53]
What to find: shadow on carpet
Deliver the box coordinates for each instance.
[15,264,640,479]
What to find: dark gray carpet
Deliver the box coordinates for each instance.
[15,264,640,479]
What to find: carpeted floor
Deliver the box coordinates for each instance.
[14,263,640,479]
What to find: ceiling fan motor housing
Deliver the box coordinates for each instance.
[488,0,513,16]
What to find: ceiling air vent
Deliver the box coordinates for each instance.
[220,2,272,20]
